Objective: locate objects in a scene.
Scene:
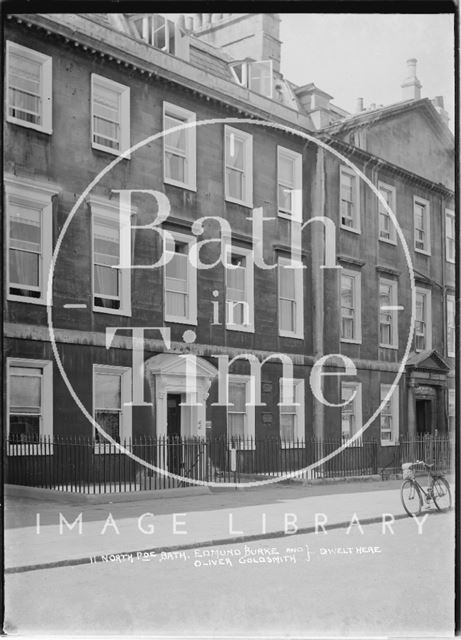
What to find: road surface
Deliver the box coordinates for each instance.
[5,511,454,637]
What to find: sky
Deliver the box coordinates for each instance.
[279,13,455,127]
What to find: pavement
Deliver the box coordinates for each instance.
[4,477,453,574]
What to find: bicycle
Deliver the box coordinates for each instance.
[400,460,452,517]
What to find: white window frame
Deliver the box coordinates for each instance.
[129,14,176,54]
[229,61,248,87]
[379,384,399,446]
[248,60,273,97]
[415,287,432,352]
[5,175,59,305]
[447,294,455,358]
[227,374,255,449]
[445,209,455,263]
[230,60,273,98]
[163,102,196,191]
[91,74,130,157]
[224,125,253,207]
[341,381,362,445]
[279,378,305,448]
[225,246,254,333]
[163,231,197,326]
[277,146,302,221]
[90,196,131,317]
[6,41,52,134]
[413,196,431,255]
[378,181,397,244]
[278,256,304,339]
[340,269,362,344]
[93,365,132,454]
[379,277,399,349]
[7,358,53,456]
[339,166,360,233]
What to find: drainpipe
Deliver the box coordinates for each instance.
[440,191,448,432]
[311,146,326,445]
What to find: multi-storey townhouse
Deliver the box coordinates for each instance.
[322,81,455,448]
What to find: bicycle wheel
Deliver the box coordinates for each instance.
[432,477,452,512]
[401,480,423,517]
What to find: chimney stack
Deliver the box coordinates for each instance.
[401,58,422,101]
[432,96,449,127]
[189,14,282,73]
[356,97,364,113]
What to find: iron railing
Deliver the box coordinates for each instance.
[5,434,453,493]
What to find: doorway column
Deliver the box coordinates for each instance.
[407,378,416,441]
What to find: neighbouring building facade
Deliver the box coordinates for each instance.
[4,12,456,481]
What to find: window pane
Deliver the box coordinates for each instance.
[95,410,120,443]
[93,83,120,149]
[279,264,295,298]
[153,14,166,50]
[416,293,425,321]
[280,379,296,405]
[165,152,186,182]
[10,248,40,287]
[226,134,244,170]
[341,275,355,339]
[166,291,187,317]
[10,415,40,440]
[93,219,120,298]
[279,154,295,186]
[278,184,293,212]
[95,373,121,409]
[281,415,295,441]
[229,382,246,411]
[229,414,245,439]
[249,61,272,96]
[164,115,186,152]
[341,174,353,201]
[379,187,392,211]
[9,51,41,123]
[415,204,425,229]
[227,263,245,298]
[94,265,118,297]
[94,219,119,259]
[10,370,41,410]
[280,299,295,332]
[9,204,41,249]
[227,168,244,200]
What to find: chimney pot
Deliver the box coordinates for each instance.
[406,58,418,76]
[401,58,422,100]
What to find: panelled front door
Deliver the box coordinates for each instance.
[415,399,432,436]
[167,394,182,474]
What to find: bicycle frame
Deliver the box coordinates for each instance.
[406,462,443,500]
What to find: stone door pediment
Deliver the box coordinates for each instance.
[406,349,450,373]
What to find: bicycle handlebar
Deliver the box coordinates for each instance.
[410,460,434,469]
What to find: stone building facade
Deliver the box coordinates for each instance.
[4,13,455,473]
